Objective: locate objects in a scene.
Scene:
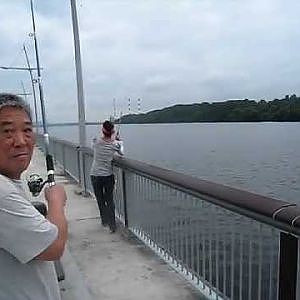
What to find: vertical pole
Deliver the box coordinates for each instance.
[121,170,128,227]
[70,0,87,194]
[278,232,298,300]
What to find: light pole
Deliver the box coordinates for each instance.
[70,0,87,147]
[70,0,87,194]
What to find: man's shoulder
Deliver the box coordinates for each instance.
[0,174,17,193]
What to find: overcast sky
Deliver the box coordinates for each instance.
[1,0,300,122]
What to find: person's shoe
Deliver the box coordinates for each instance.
[109,227,116,233]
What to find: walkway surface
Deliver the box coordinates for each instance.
[25,147,205,300]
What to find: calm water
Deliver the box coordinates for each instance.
[48,122,300,204]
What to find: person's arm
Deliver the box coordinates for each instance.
[35,185,67,261]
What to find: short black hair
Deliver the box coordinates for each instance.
[0,93,32,120]
[103,120,114,131]
[102,120,114,136]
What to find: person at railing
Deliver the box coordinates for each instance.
[0,93,68,300]
[90,120,124,233]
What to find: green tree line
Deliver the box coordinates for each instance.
[120,95,300,124]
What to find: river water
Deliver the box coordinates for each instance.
[48,122,300,204]
[48,122,299,298]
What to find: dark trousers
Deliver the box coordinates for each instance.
[91,175,116,230]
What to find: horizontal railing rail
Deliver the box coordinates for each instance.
[113,156,300,237]
[36,134,300,300]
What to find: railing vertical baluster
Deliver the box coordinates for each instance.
[230,217,235,300]
[146,178,150,241]
[190,198,195,279]
[76,146,81,184]
[176,198,180,266]
[258,224,263,300]
[158,183,161,253]
[223,224,227,297]
[155,182,159,250]
[248,224,253,300]
[239,231,243,300]
[185,195,189,274]
[180,192,184,272]
[209,205,213,295]
[196,202,200,284]
[62,144,66,174]
[82,151,87,195]
[202,201,206,289]
[139,176,142,234]
[215,206,219,300]
[269,228,275,300]
[278,232,298,300]
[121,170,128,227]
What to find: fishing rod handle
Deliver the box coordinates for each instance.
[46,154,55,186]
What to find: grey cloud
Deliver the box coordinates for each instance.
[1,0,300,122]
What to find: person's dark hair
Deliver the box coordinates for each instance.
[0,93,32,120]
[102,120,114,137]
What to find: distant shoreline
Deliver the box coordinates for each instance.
[33,120,300,127]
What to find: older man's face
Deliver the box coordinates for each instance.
[0,106,35,179]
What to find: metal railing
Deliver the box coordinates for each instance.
[36,135,300,300]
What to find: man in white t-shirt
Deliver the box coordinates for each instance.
[0,93,68,300]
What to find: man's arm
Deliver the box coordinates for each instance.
[35,185,68,261]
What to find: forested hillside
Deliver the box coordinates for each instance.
[120,95,300,123]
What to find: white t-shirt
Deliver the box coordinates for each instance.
[0,174,60,300]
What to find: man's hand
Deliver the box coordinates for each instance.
[44,184,67,207]
[36,184,68,261]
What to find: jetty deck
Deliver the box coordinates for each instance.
[26,147,203,300]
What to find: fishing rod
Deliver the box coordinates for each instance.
[116,111,122,140]
[27,0,55,196]
[23,43,39,135]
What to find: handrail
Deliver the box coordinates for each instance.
[113,156,300,236]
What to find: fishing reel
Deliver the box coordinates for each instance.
[27,174,48,197]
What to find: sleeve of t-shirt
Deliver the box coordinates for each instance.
[0,191,58,264]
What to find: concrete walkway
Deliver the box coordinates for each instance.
[26,147,205,300]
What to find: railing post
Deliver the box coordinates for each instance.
[81,150,88,196]
[278,232,298,300]
[76,146,81,184]
[62,144,66,175]
[121,169,128,227]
